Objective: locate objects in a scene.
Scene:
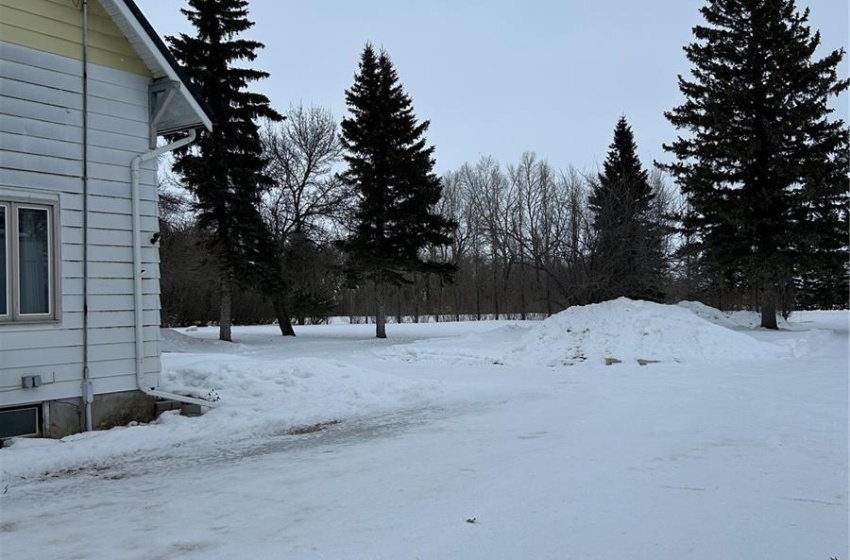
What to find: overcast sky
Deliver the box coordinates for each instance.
[134,0,848,174]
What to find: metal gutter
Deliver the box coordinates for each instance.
[130,130,220,409]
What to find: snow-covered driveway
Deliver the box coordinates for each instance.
[1,303,847,559]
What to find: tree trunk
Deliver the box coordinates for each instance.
[413,281,420,324]
[493,268,500,320]
[375,281,387,339]
[436,282,443,323]
[219,271,233,342]
[272,296,296,336]
[760,286,779,330]
[520,290,527,321]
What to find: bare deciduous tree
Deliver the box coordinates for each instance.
[261,104,350,335]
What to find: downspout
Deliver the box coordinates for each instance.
[81,0,93,431]
[130,130,218,408]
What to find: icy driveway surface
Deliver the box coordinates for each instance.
[1,306,847,559]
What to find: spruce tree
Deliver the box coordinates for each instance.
[589,117,666,302]
[167,0,283,341]
[662,0,849,328]
[340,44,455,338]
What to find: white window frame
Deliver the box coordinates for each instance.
[0,192,61,324]
[0,203,8,320]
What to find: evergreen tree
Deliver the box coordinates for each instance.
[167,0,283,341]
[340,44,456,338]
[662,0,849,328]
[589,116,666,302]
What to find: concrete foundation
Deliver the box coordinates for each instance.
[46,390,157,438]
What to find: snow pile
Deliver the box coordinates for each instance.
[159,354,439,429]
[386,298,776,367]
[508,299,775,366]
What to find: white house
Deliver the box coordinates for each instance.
[0,0,214,438]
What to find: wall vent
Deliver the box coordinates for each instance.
[0,405,41,439]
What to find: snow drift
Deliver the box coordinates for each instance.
[677,300,792,329]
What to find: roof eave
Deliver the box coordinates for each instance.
[97,0,214,133]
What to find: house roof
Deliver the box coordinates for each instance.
[97,0,215,134]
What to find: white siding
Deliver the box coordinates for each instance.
[0,41,162,406]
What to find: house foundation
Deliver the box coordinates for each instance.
[46,391,157,438]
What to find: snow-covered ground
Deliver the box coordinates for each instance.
[1,300,847,559]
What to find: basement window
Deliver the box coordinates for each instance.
[0,198,60,323]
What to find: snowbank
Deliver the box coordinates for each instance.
[159,354,439,427]
[1,353,441,483]
[386,298,777,367]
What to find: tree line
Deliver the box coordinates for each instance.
[159,0,848,339]
[160,109,680,328]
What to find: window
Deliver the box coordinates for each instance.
[0,197,59,323]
